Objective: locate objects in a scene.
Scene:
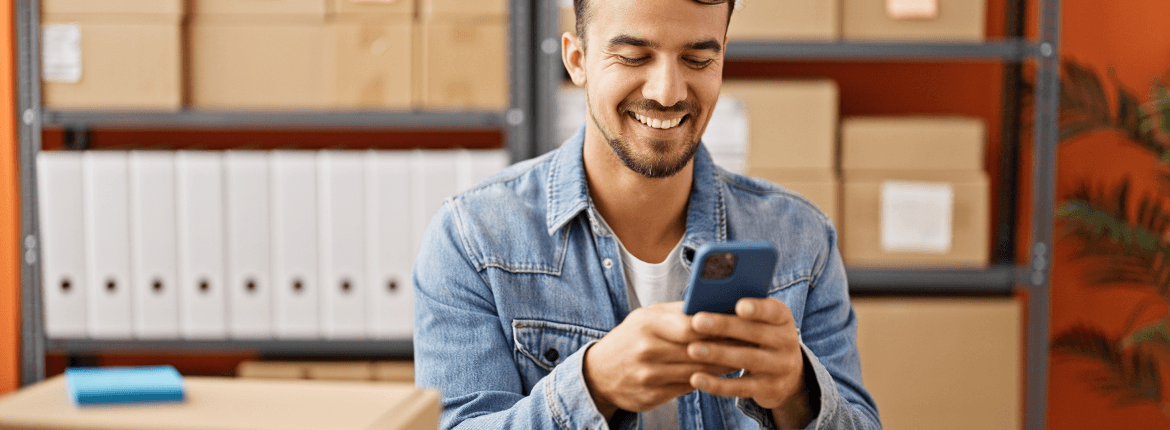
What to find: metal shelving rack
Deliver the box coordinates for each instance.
[530,1,1059,428]
[17,1,1060,429]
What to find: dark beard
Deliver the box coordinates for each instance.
[587,94,702,179]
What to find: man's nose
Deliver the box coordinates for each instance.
[642,60,687,109]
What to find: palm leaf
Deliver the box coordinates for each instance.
[1111,70,1167,156]
[1058,61,1114,142]
[1052,325,1163,405]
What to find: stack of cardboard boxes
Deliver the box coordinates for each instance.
[840,117,990,267]
[42,0,509,110]
[41,0,183,109]
[729,80,840,226]
[558,0,986,42]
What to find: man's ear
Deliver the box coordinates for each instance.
[562,32,587,86]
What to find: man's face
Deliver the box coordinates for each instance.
[577,0,727,178]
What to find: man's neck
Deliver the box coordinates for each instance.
[582,129,692,264]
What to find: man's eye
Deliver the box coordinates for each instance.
[685,58,714,68]
[617,55,650,65]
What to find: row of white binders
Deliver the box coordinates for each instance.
[37,149,510,340]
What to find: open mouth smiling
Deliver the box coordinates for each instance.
[628,112,689,130]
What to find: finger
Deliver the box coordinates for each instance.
[690,372,782,405]
[640,307,704,344]
[645,363,744,384]
[735,298,794,326]
[687,340,794,374]
[690,312,791,349]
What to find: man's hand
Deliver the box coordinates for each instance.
[583,302,737,418]
[686,297,816,428]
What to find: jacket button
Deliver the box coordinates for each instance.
[544,348,560,362]
[603,258,614,269]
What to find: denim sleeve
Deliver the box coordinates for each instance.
[737,224,883,430]
[413,202,619,430]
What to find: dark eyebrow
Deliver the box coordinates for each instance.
[687,39,722,54]
[607,34,658,50]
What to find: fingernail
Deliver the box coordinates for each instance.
[740,301,755,315]
[699,316,714,329]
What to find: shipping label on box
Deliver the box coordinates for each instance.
[42,17,182,110]
[722,80,839,171]
[842,171,988,267]
[841,116,985,172]
[728,0,839,41]
[702,94,749,174]
[843,0,985,41]
[418,19,509,110]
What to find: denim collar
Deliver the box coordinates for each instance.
[545,125,726,264]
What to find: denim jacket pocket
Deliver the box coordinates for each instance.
[512,319,608,388]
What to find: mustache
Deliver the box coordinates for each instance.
[620,99,699,115]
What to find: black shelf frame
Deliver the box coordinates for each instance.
[42,110,507,130]
[724,40,1038,62]
[46,339,414,358]
[847,265,1021,295]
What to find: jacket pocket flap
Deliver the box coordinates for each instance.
[512,319,607,372]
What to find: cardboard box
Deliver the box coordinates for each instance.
[727,0,838,41]
[842,0,986,41]
[333,0,414,20]
[188,0,329,18]
[189,19,412,109]
[721,80,839,171]
[841,117,985,172]
[841,170,989,267]
[373,361,415,383]
[41,15,182,110]
[305,362,374,381]
[0,376,439,430]
[237,361,309,379]
[418,18,509,110]
[749,169,839,226]
[559,6,575,37]
[853,297,1020,430]
[43,0,182,15]
[422,0,507,19]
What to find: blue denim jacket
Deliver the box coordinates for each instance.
[414,126,882,430]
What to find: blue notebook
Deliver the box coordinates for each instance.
[65,366,186,406]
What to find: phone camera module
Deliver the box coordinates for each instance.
[700,252,737,280]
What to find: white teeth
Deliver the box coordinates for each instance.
[632,113,684,130]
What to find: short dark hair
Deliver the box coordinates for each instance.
[573,0,734,49]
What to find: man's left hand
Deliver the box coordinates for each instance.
[686,297,815,428]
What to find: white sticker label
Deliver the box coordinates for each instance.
[701,95,749,173]
[886,0,939,19]
[880,181,954,254]
[42,24,82,83]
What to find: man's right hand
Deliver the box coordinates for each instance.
[582,301,737,418]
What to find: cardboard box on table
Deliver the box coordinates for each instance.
[188,17,413,109]
[853,297,1021,430]
[840,117,990,267]
[727,0,838,41]
[41,0,183,109]
[0,376,440,430]
[842,0,986,41]
[416,16,509,110]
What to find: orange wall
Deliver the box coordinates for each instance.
[1,0,20,395]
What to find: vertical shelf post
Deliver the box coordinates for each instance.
[1027,0,1062,428]
[506,0,535,161]
[15,0,46,386]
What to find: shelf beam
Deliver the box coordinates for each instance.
[726,40,1037,62]
[847,265,1021,294]
[42,110,506,130]
[46,339,414,358]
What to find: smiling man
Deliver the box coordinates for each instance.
[412,0,881,429]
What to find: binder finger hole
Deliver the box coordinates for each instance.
[245,279,257,293]
[341,279,352,294]
[152,279,164,294]
[105,279,117,293]
[60,278,72,293]
[387,279,398,292]
[198,279,210,293]
[293,279,304,294]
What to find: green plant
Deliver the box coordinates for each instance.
[1050,60,1170,418]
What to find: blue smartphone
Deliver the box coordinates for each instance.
[682,241,778,315]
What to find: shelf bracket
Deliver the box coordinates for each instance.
[62,126,91,151]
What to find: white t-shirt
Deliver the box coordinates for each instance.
[604,216,690,430]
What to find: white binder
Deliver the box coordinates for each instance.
[224,151,273,339]
[128,151,181,339]
[176,151,227,339]
[318,151,366,339]
[83,151,134,338]
[271,151,320,338]
[37,152,87,338]
[456,149,510,193]
[366,151,413,340]
[411,150,458,259]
